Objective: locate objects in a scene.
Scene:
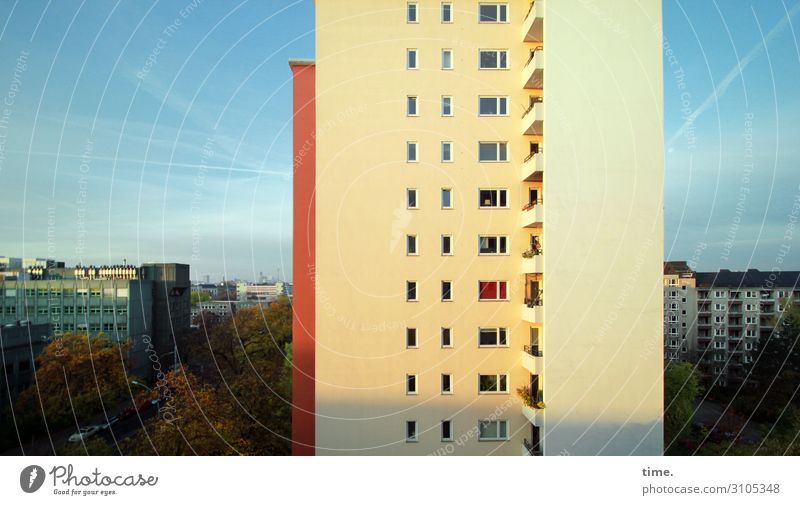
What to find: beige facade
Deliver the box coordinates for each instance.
[311,0,663,455]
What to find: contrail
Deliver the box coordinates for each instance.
[666,2,800,148]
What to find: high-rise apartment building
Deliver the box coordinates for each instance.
[292,0,664,455]
[663,262,800,387]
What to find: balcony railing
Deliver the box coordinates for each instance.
[522,199,543,212]
[523,438,543,456]
[525,292,543,308]
[522,96,543,119]
[523,344,542,357]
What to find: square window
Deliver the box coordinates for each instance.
[478,96,508,116]
[407,2,418,23]
[441,281,452,301]
[478,189,508,208]
[478,142,508,162]
[442,49,453,69]
[407,189,418,209]
[441,188,452,209]
[441,96,453,116]
[441,373,452,394]
[478,327,508,347]
[407,49,418,69]
[478,235,508,255]
[406,235,418,255]
[441,420,452,441]
[441,2,452,23]
[406,328,417,348]
[478,374,508,393]
[478,281,508,301]
[406,374,418,394]
[406,420,418,442]
[478,3,508,23]
[478,420,508,441]
[478,49,509,69]
[441,327,452,347]
[441,142,453,162]
[406,281,418,302]
[441,235,453,255]
[407,96,418,116]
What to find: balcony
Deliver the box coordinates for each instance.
[521,151,544,182]
[521,251,543,274]
[521,201,544,228]
[521,346,543,374]
[522,97,544,135]
[522,0,544,43]
[522,296,543,323]
[522,404,543,427]
[522,47,544,89]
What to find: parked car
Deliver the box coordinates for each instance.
[67,425,102,443]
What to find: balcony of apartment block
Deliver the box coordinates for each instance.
[522,46,544,90]
[521,149,543,182]
[522,96,543,135]
[521,200,544,228]
[697,318,711,328]
[521,245,543,274]
[521,344,543,374]
[522,293,543,323]
[523,0,544,43]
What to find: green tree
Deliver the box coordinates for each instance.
[664,361,701,448]
[191,291,212,306]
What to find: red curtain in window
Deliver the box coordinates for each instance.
[479,281,497,300]
[499,281,507,300]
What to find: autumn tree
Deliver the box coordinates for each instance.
[14,332,135,433]
[664,361,701,449]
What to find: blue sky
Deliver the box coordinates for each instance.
[0,0,798,281]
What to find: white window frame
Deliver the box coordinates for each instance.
[406,327,418,348]
[478,188,508,208]
[407,95,418,116]
[478,142,509,162]
[406,373,418,395]
[441,2,453,23]
[478,327,508,347]
[478,373,508,394]
[441,48,453,70]
[406,234,418,256]
[441,420,453,441]
[714,303,725,311]
[478,235,508,255]
[441,141,453,162]
[407,141,418,162]
[478,49,509,70]
[407,48,418,70]
[441,327,453,348]
[441,373,453,394]
[478,280,508,301]
[441,234,453,256]
[407,2,418,23]
[406,188,418,209]
[441,280,453,302]
[441,95,453,117]
[713,341,725,349]
[406,420,418,442]
[406,280,418,302]
[714,290,727,298]
[478,3,509,23]
[441,188,453,209]
[478,420,509,441]
[478,96,509,116]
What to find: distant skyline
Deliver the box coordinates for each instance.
[0,0,799,280]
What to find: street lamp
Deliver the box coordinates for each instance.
[130,380,152,392]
